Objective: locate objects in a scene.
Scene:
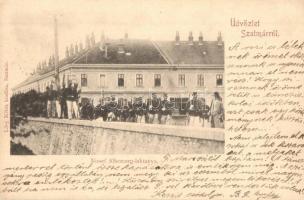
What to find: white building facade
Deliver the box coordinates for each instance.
[12,32,225,106]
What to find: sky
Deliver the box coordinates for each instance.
[1,0,303,88]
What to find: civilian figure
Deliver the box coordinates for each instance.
[200,98,210,128]
[65,82,74,119]
[210,92,224,128]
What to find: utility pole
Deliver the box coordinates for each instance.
[54,16,60,90]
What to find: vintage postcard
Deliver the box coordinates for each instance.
[0,0,303,199]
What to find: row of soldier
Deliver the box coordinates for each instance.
[45,86,224,128]
[11,85,224,128]
[45,82,80,120]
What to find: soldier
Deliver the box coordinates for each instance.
[107,95,118,121]
[134,97,146,123]
[94,99,102,119]
[53,84,61,118]
[45,86,52,118]
[81,99,94,120]
[118,98,129,122]
[187,92,202,127]
[210,92,224,128]
[49,84,57,117]
[30,91,39,117]
[160,93,173,125]
[72,83,81,119]
[60,82,67,118]
[37,92,45,117]
[126,97,136,122]
[65,82,74,119]
[147,93,161,124]
[200,98,210,128]
[94,98,107,121]
[101,98,108,121]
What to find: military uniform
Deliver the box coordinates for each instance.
[45,87,52,118]
[147,94,161,124]
[60,86,67,118]
[119,101,129,122]
[134,97,146,123]
[94,99,107,121]
[187,92,202,127]
[106,97,118,121]
[53,87,61,118]
[48,86,58,117]
[65,84,74,119]
[160,94,173,125]
[81,100,94,120]
[126,100,136,122]
[71,85,80,119]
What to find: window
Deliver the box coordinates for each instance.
[154,74,161,87]
[100,74,106,88]
[216,74,223,86]
[136,74,143,87]
[197,74,204,87]
[178,74,185,87]
[118,74,124,87]
[81,74,87,87]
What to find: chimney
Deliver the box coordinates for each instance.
[48,56,52,67]
[124,32,128,40]
[75,43,79,54]
[65,46,70,58]
[42,60,47,69]
[54,16,59,89]
[91,32,95,46]
[70,44,74,56]
[188,31,193,45]
[198,32,203,45]
[79,42,83,51]
[175,31,180,45]
[52,55,55,65]
[37,62,42,71]
[86,35,91,49]
[217,31,223,46]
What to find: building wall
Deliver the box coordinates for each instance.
[12,65,224,105]
[71,66,224,104]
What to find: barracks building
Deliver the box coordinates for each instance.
[12,31,224,107]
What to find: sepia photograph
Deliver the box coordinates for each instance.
[2,1,304,200]
[9,4,225,155]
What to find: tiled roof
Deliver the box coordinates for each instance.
[74,39,168,64]
[155,41,224,64]
[13,39,224,90]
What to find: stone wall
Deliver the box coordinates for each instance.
[12,117,224,155]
